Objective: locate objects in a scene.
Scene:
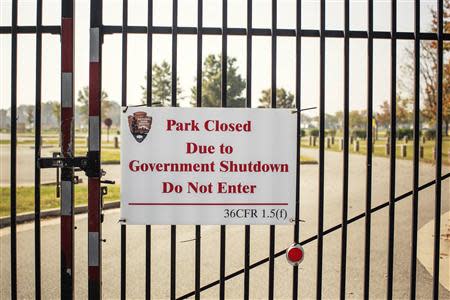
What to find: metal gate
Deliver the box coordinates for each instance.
[2,0,449,299]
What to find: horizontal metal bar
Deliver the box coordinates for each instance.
[0,25,450,41]
[0,25,60,34]
[0,25,446,40]
[100,26,450,40]
[177,172,450,300]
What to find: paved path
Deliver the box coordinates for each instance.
[1,149,449,299]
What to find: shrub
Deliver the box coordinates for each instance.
[386,129,420,140]
[326,129,337,137]
[300,129,306,137]
[423,129,436,140]
[310,129,319,137]
[351,129,366,139]
[397,128,413,140]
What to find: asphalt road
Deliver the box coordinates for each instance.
[1,148,449,299]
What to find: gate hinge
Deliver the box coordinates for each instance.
[38,152,100,177]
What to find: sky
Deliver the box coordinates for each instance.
[0,0,440,115]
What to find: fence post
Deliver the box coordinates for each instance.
[354,139,359,152]
[420,146,424,159]
[114,136,119,149]
[401,144,407,158]
[385,143,390,156]
[88,1,103,298]
[61,0,75,297]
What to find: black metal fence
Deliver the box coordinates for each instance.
[1,0,449,299]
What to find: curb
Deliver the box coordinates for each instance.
[0,201,120,228]
[300,161,318,165]
[417,211,450,292]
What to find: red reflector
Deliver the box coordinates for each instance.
[286,243,304,266]
[288,247,303,262]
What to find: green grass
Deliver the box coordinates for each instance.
[0,184,120,217]
[301,136,450,164]
[75,147,120,164]
[300,155,317,164]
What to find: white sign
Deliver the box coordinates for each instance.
[120,107,297,225]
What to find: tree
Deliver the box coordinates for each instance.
[300,113,313,128]
[335,111,344,127]
[191,54,246,107]
[141,61,182,106]
[51,101,60,126]
[311,113,340,130]
[77,86,112,125]
[400,0,450,135]
[104,118,113,142]
[349,110,366,129]
[325,113,340,130]
[258,88,295,108]
[376,96,413,128]
[25,105,34,128]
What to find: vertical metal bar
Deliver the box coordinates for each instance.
[120,226,126,300]
[170,225,176,300]
[268,0,277,299]
[292,0,302,298]
[121,0,128,299]
[363,0,374,298]
[339,0,350,298]
[432,0,443,298]
[219,1,227,299]
[246,0,252,109]
[171,2,178,298]
[219,225,226,300]
[145,226,151,300]
[195,1,203,299]
[171,0,178,108]
[35,0,43,299]
[194,224,201,300]
[147,0,153,107]
[196,0,203,108]
[88,0,103,299]
[61,0,75,298]
[244,1,252,299]
[317,0,325,298]
[88,0,103,298]
[10,0,18,298]
[221,0,227,108]
[145,1,153,299]
[410,0,420,297]
[386,0,396,297]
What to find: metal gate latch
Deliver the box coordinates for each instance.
[100,179,115,223]
[38,151,100,178]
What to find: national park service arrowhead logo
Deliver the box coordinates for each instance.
[128,111,152,143]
